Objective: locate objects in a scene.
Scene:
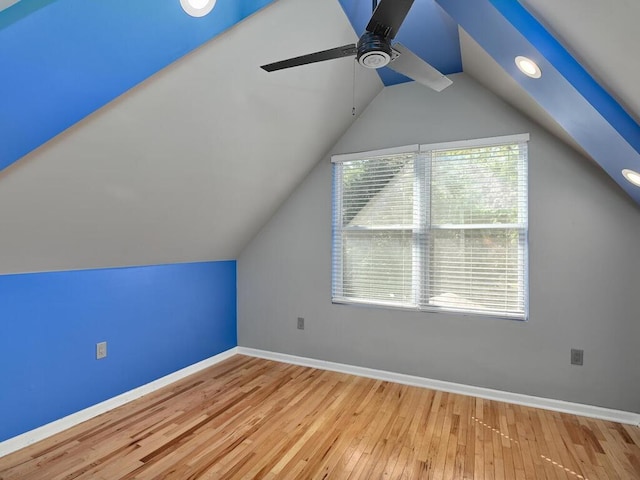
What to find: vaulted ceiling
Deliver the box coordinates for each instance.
[0,0,638,273]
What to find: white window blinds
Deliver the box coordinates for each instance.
[332,135,528,319]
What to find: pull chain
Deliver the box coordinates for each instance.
[352,59,357,116]
[352,0,375,116]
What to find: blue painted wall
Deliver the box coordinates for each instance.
[0,260,237,442]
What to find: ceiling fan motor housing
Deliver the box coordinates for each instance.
[357,32,392,69]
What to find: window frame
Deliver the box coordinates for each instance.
[331,134,529,321]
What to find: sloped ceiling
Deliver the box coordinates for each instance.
[435,0,640,206]
[0,0,382,274]
[522,0,640,125]
[0,0,274,171]
[459,29,588,161]
[0,0,639,274]
[457,0,640,201]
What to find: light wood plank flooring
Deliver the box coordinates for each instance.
[1,355,638,479]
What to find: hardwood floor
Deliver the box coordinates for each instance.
[1,355,638,479]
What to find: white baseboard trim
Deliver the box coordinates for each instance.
[237,347,640,427]
[0,347,239,458]
[3,345,637,459]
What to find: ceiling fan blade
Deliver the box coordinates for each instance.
[366,0,414,39]
[261,44,357,72]
[388,43,453,92]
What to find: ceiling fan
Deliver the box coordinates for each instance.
[260,0,452,92]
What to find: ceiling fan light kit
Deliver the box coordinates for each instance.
[260,0,452,92]
[357,32,392,68]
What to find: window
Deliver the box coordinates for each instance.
[331,134,528,320]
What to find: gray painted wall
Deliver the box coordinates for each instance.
[238,74,640,413]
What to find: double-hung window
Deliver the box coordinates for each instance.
[331,134,528,320]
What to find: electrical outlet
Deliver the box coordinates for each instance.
[96,341,107,360]
[570,348,583,366]
[297,317,304,330]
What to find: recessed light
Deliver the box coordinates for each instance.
[180,0,216,17]
[622,168,640,187]
[515,56,541,79]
